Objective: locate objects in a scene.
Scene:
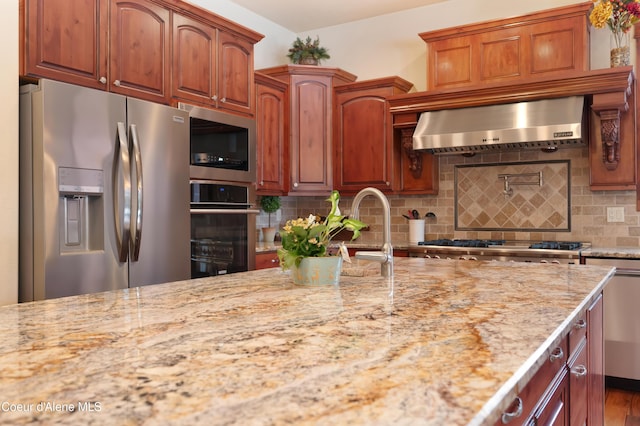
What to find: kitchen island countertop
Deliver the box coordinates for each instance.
[0,258,613,425]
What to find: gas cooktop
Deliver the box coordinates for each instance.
[417,239,587,250]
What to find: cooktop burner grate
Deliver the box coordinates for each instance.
[417,239,584,250]
[418,239,506,248]
[528,241,583,250]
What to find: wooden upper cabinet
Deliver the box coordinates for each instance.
[171,11,256,115]
[421,2,592,90]
[22,0,109,89]
[258,65,356,195]
[171,13,216,106]
[333,77,414,195]
[21,0,263,110]
[110,0,170,103]
[217,31,254,116]
[255,72,289,195]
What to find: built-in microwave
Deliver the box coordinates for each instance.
[178,103,256,183]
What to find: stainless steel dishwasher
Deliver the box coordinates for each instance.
[583,257,640,390]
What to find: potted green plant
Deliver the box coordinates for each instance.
[259,195,281,242]
[277,191,367,285]
[286,36,330,65]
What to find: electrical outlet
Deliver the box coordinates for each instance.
[607,207,625,223]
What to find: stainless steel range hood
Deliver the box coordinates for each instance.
[413,96,586,154]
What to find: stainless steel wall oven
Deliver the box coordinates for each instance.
[190,181,258,278]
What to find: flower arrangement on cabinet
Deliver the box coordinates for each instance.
[589,0,640,48]
[277,191,366,270]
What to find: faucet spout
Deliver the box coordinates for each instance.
[350,187,393,277]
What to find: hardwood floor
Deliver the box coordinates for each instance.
[605,387,640,425]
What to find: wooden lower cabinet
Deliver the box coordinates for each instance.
[533,370,569,425]
[496,293,603,425]
[255,251,280,270]
[587,294,604,426]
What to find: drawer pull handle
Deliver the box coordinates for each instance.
[571,365,587,378]
[549,347,564,362]
[574,319,587,329]
[501,396,523,424]
[271,258,278,263]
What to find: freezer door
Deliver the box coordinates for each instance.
[20,79,129,301]
[126,98,190,286]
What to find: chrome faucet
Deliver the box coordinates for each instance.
[350,187,393,277]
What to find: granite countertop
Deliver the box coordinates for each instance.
[0,258,613,425]
[581,246,640,259]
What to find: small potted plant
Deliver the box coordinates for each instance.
[277,191,366,285]
[259,195,281,242]
[286,36,330,65]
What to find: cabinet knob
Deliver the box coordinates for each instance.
[99,76,107,84]
[571,365,587,378]
[221,97,226,103]
[386,181,390,186]
[271,258,278,263]
[501,396,523,424]
[113,80,121,87]
[260,180,264,186]
[549,346,564,362]
[293,182,298,188]
[212,95,218,101]
[574,319,587,329]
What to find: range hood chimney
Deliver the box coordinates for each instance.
[412,96,586,155]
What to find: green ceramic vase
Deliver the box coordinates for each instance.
[292,256,342,286]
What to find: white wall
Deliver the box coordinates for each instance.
[206,0,617,90]
[1,0,19,306]
[188,0,296,68]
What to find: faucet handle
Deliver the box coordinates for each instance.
[355,251,389,263]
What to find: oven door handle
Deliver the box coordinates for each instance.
[190,209,261,215]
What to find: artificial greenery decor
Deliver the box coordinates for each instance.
[259,196,281,228]
[286,36,330,65]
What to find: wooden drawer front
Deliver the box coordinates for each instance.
[534,370,569,426]
[255,252,279,269]
[500,336,568,423]
[568,312,587,358]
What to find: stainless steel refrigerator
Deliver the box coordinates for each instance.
[19,79,190,301]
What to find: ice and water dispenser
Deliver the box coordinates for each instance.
[58,167,104,253]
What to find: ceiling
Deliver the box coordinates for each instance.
[227,0,448,32]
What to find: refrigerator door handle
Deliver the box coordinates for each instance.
[113,122,132,262]
[129,124,143,262]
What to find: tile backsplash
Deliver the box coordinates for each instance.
[455,160,570,231]
[258,146,640,248]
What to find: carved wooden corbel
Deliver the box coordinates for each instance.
[400,128,422,178]
[591,90,630,171]
[599,109,621,170]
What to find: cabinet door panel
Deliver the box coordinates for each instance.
[172,13,215,104]
[291,78,332,192]
[218,31,254,115]
[24,0,108,89]
[256,81,288,194]
[110,0,170,103]
[587,294,604,425]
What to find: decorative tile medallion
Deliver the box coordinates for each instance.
[455,160,570,231]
